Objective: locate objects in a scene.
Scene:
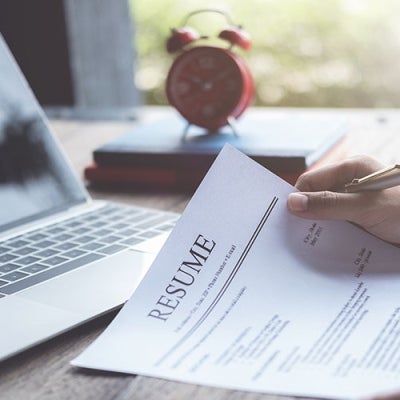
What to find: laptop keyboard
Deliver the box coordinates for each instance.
[0,203,178,297]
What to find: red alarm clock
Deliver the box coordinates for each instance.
[165,9,254,133]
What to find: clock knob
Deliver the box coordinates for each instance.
[218,27,251,50]
[166,27,200,53]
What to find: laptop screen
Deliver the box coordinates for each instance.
[0,36,88,232]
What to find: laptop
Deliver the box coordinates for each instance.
[0,35,178,361]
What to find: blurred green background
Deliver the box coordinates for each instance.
[129,0,400,108]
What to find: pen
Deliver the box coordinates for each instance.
[344,164,400,193]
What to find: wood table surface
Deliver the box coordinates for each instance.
[0,107,399,400]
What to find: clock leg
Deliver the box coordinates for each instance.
[227,116,240,137]
[180,121,192,141]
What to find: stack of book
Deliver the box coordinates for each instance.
[84,113,348,191]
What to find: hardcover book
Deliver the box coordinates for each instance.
[85,134,348,191]
[93,113,348,174]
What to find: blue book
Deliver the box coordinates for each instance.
[93,112,347,174]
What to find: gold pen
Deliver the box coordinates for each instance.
[344,164,400,193]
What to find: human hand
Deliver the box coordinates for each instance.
[367,391,400,400]
[287,155,400,245]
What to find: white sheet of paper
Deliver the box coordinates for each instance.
[73,145,400,400]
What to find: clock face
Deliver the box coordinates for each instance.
[166,46,253,131]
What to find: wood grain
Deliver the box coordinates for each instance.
[0,107,398,400]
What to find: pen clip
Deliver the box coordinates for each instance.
[344,164,400,192]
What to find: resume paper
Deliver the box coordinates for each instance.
[73,145,400,399]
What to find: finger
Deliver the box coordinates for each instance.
[287,190,376,222]
[295,156,384,192]
[368,392,400,400]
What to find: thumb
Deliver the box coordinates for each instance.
[287,191,369,221]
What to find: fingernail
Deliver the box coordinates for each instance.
[288,193,309,212]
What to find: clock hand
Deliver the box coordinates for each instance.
[188,76,203,85]
[184,76,211,92]
[202,70,234,91]
[187,69,232,91]
[208,69,231,84]
[190,76,230,94]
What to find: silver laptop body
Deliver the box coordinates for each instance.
[0,35,177,361]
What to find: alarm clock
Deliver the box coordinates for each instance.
[165,9,254,133]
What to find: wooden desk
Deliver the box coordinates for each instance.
[1,107,399,400]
